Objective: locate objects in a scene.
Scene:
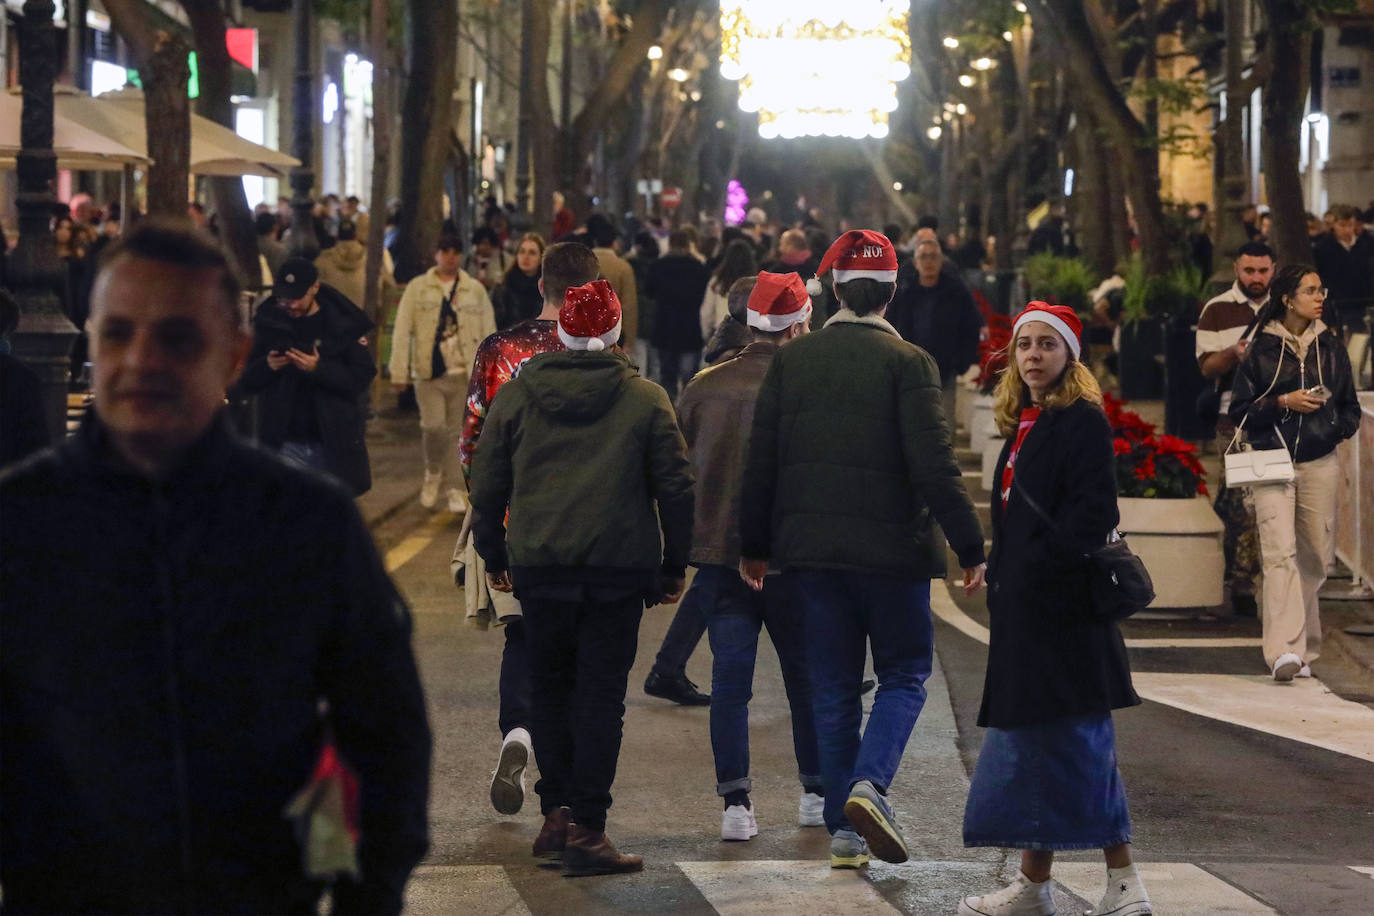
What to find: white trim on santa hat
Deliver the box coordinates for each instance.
[746,300,812,332]
[558,318,622,351]
[1012,310,1082,360]
[832,267,898,284]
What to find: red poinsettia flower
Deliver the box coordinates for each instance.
[1113,437,1133,456]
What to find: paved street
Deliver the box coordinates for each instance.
[361,409,1374,916]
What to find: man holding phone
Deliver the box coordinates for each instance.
[237,257,376,494]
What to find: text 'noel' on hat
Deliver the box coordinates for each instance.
[1011,300,1083,361]
[746,271,813,332]
[276,257,319,300]
[558,279,622,351]
[816,229,899,284]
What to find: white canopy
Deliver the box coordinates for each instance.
[0,91,149,171]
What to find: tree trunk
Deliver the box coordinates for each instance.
[1071,116,1115,277]
[528,0,555,237]
[364,0,393,328]
[1212,0,1254,286]
[394,0,458,281]
[1035,0,1171,275]
[103,0,191,219]
[1260,0,1313,268]
[185,1,259,285]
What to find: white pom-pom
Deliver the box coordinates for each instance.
[806,277,822,296]
[586,337,606,351]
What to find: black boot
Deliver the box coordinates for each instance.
[644,670,710,706]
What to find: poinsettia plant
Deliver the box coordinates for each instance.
[1103,392,1208,498]
[974,291,1012,395]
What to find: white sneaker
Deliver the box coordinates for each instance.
[1087,865,1153,915]
[721,803,758,841]
[447,488,468,514]
[798,791,825,827]
[1296,664,1313,678]
[490,727,531,815]
[1272,652,1302,682]
[958,872,1056,915]
[420,471,442,509]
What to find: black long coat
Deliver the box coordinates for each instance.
[237,285,376,494]
[980,398,1140,728]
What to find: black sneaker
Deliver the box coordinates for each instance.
[643,671,710,706]
[1232,594,1257,617]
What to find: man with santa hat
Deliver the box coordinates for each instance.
[739,230,987,869]
[467,279,694,876]
[676,272,824,844]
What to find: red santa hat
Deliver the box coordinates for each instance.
[816,229,899,284]
[1011,301,1083,361]
[746,271,813,332]
[558,279,622,351]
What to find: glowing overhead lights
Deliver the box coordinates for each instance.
[892,181,903,191]
[1003,31,1014,41]
[647,45,663,61]
[669,68,689,82]
[972,57,995,70]
[720,1,912,139]
[943,36,959,49]
[943,102,956,112]
[959,74,976,87]
[690,89,702,101]
[1014,1,1027,11]
[927,125,942,140]
[955,102,967,114]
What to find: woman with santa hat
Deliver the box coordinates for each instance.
[958,302,1151,916]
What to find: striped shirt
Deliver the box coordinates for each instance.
[1196,282,1266,413]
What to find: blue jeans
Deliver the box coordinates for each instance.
[791,569,934,834]
[651,584,706,678]
[695,566,821,796]
[655,347,701,401]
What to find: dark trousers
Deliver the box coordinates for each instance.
[651,583,706,678]
[522,594,644,832]
[791,569,934,834]
[694,566,821,796]
[498,617,531,737]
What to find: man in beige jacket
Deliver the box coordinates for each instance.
[587,214,639,351]
[389,233,496,511]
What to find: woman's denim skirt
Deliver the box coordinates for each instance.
[963,712,1132,851]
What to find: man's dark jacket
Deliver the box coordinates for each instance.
[645,251,711,351]
[1311,231,1374,330]
[740,311,985,579]
[677,339,777,568]
[236,284,375,494]
[0,414,431,915]
[468,349,694,598]
[887,269,983,382]
[983,399,1140,728]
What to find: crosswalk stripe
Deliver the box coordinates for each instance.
[676,860,902,914]
[404,864,532,915]
[1051,862,1276,914]
[384,514,452,573]
[1346,865,1374,880]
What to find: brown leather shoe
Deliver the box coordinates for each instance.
[532,806,571,859]
[561,823,644,876]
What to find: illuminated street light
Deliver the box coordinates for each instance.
[942,36,959,49]
[690,89,702,101]
[927,125,942,140]
[1003,31,1014,41]
[892,181,903,191]
[959,74,976,87]
[720,1,912,139]
[648,45,663,61]
[955,102,967,114]
[669,67,689,82]
[972,57,995,70]
[1014,1,1027,11]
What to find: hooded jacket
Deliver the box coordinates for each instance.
[1228,318,1361,463]
[467,349,694,598]
[236,284,376,494]
[388,268,495,382]
[315,239,398,318]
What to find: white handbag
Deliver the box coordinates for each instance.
[1225,329,1298,488]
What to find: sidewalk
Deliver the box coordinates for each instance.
[356,405,426,529]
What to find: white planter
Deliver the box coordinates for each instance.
[982,437,1006,492]
[970,395,998,456]
[1117,495,1225,608]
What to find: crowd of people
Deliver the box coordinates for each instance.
[1,188,1368,915]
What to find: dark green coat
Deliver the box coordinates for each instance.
[467,349,694,596]
[740,311,985,579]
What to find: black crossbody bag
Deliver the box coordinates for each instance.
[1011,481,1155,621]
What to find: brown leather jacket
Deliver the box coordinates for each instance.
[676,338,777,568]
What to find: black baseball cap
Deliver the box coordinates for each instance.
[276,257,319,300]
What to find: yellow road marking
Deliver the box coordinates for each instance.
[385,514,454,573]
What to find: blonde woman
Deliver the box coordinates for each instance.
[958,302,1151,916]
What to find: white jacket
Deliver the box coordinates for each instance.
[389,268,495,382]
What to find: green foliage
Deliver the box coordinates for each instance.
[1120,254,1206,323]
[1023,253,1098,315]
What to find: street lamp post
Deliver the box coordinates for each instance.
[514,0,534,223]
[283,0,318,258]
[10,0,80,442]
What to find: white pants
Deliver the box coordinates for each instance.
[1251,451,1339,668]
[415,371,467,487]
